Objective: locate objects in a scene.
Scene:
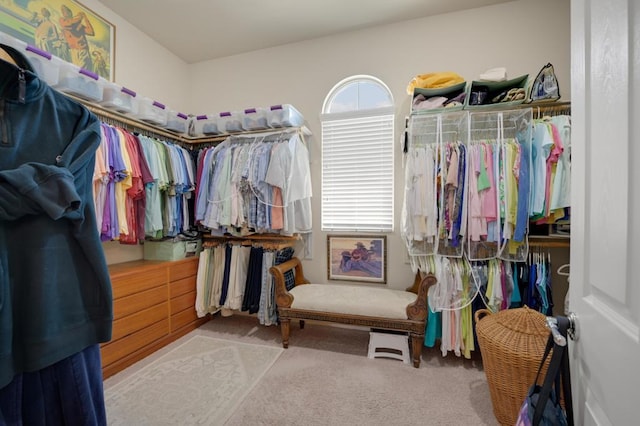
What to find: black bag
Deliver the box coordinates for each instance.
[515,316,573,426]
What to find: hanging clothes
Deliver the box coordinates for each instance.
[196,131,312,237]
[94,127,197,243]
[402,113,468,267]
[530,115,571,225]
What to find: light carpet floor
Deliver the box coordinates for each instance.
[104,314,498,426]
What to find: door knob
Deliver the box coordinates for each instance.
[567,311,579,341]
[546,313,579,345]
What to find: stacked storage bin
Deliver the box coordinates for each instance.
[99,83,138,114]
[268,104,304,127]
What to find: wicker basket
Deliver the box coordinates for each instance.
[475,306,550,426]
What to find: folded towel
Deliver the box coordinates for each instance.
[479,67,507,82]
[414,96,448,110]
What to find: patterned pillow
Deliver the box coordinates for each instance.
[274,247,295,291]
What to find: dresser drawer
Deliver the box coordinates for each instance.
[111,301,168,341]
[170,290,196,315]
[168,257,198,282]
[111,267,167,299]
[113,285,167,320]
[101,319,169,367]
[170,276,196,298]
[171,308,199,332]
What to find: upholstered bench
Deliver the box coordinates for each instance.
[269,257,437,368]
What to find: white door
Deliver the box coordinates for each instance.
[570,0,640,424]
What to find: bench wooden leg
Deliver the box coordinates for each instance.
[299,320,305,329]
[410,333,423,368]
[280,318,290,349]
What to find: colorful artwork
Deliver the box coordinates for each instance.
[327,235,387,284]
[0,0,115,80]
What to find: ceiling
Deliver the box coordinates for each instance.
[99,0,513,63]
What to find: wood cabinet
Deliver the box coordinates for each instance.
[100,257,209,379]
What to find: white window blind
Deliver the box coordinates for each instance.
[321,108,394,232]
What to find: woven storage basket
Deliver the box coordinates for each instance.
[475,306,550,426]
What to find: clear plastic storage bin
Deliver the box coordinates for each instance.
[24,45,62,87]
[192,114,223,136]
[242,107,269,130]
[165,110,189,133]
[0,34,61,87]
[99,82,137,114]
[218,111,244,133]
[56,61,103,102]
[268,104,304,128]
[134,97,168,126]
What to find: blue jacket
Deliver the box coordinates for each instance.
[0,45,112,388]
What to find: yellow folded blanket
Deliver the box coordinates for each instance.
[406,71,465,94]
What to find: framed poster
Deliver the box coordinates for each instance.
[327,235,387,284]
[0,0,115,80]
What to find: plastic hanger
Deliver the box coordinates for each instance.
[0,48,16,65]
[0,43,35,72]
[557,263,570,275]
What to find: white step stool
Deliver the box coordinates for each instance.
[367,331,410,364]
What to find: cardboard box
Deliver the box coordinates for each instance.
[143,238,202,261]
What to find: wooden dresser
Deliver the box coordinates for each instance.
[101,257,209,379]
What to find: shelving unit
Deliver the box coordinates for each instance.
[202,234,300,251]
[71,92,310,147]
[529,236,570,248]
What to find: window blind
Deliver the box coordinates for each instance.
[321,108,394,232]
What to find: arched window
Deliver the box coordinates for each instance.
[321,75,395,232]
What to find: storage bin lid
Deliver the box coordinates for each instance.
[475,305,549,353]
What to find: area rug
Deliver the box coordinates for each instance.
[103,335,283,425]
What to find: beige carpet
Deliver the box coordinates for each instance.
[103,335,283,425]
[104,314,498,425]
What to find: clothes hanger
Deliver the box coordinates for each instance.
[0,48,16,65]
[557,263,570,283]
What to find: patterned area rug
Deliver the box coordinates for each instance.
[104,335,283,425]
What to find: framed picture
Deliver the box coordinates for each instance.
[0,0,115,81]
[327,235,387,284]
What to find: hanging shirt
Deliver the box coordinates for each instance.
[530,122,553,216]
[138,136,164,238]
[93,125,110,232]
[114,128,132,237]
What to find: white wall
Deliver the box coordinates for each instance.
[81,0,190,112]
[186,0,571,288]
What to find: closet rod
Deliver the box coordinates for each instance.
[203,234,300,242]
[202,234,300,250]
[228,126,311,139]
[532,104,571,119]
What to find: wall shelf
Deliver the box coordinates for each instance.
[68,93,310,147]
[202,234,300,251]
[529,235,571,248]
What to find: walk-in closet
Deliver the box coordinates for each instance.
[2,0,637,424]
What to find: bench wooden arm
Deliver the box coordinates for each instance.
[406,274,437,322]
[269,257,310,308]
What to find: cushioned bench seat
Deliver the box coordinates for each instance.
[270,257,437,368]
[289,284,418,319]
